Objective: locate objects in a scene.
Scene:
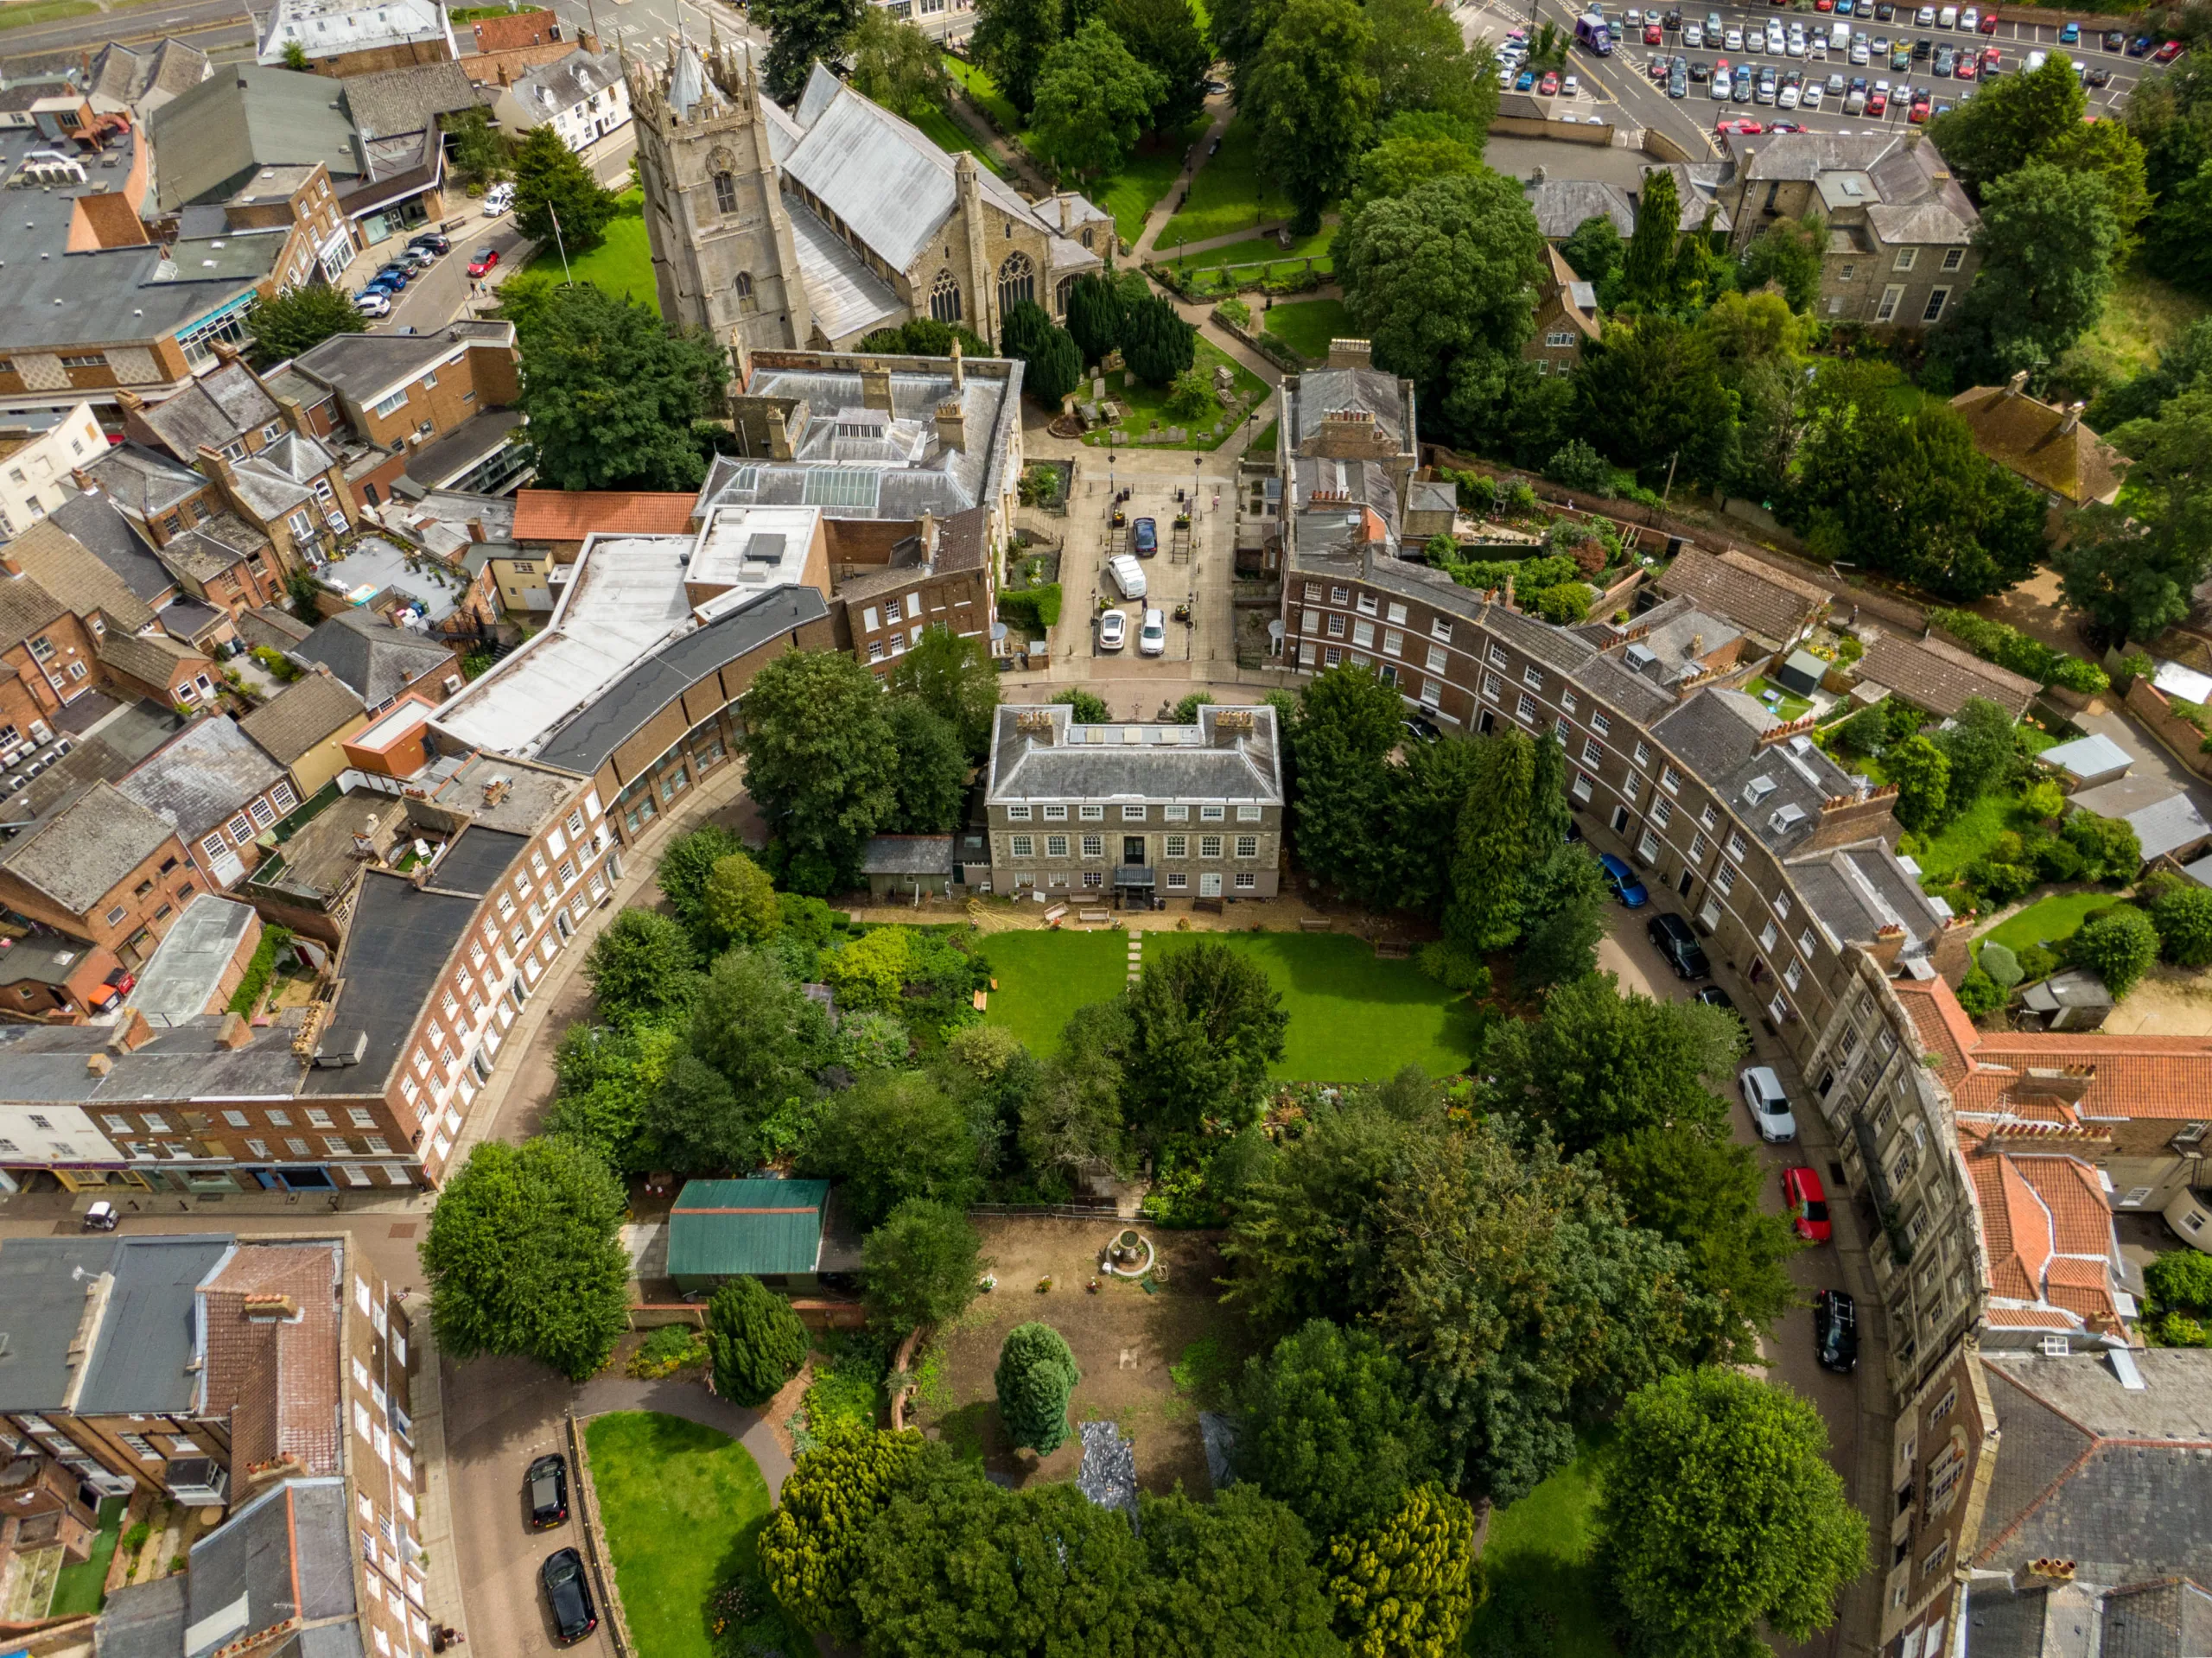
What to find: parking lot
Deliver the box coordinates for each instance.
[1463,0,2174,156]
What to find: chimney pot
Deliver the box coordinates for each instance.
[936,400,967,453]
[112,1009,155,1053]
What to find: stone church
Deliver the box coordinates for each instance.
[626,41,1111,359]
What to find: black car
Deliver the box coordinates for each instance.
[1815,1288,1859,1374]
[2085,63,2112,84]
[408,232,451,255]
[527,1453,569,1529]
[1694,983,1737,1014]
[541,1548,598,1643]
[1915,35,1933,55]
[2103,29,2125,49]
[1645,912,1711,980]
[1875,2,1895,19]
[1402,714,1442,744]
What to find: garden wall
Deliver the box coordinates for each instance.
[1488,114,1619,145]
[627,1299,868,1331]
[2125,678,2212,783]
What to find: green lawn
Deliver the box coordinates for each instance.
[49,1497,125,1617]
[525,190,656,311]
[912,103,1007,177]
[1742,676,1814,722]
[944,56,1024,137]
[1095,122,1209,247]
[1461,1429,1614,1658]
[448,1,545,16]
[2069,264,2210,386]
[0,0,98,27]
[583,1412,797,1658]
[980,928,1130,1051]
[1154,116,1305,251]
[1981,892,2128,958]
[1082,336,1270,450]
[1262,298,1353,365]
[1247,417,1280,454]
[1166,226,1336,275]
[1910,789,2021,883]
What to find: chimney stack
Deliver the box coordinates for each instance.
[112,1009,155,1053]
[860,363,893,412]
[2060,402,2084,435]
[1326,339,1373,371]
[950,339,963,391]
[935,400,967,452]
[216,1013,253,1050]
[2005,369,2030,398]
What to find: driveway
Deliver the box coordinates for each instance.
[2069,702,2212,825]
[442,1355,794,1658]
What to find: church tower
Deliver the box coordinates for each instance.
[626,34,811,365]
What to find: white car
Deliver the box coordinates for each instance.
[2024,48,2046,70]
[353,290,391,318]
[1916,3,1936,22]
[1740,1066,1799,1144]
[1802,78,1824,104]
[1788,30,1806,54]
[1107,553,1147,600]
[1098,608,1128,651]
[1960,6,1977,28]
[1682,22,1701,46]
[1779,79,1801,102]
[1938,4,1957,24]
[1562,73,1581,94]
[1724,25,1742,48]
[481,183,514,216]
[1139,607,1166,656]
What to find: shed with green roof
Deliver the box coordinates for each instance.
[667,1178,848,1294]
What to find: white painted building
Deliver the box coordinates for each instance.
[0,404,106,540]
[491,48,629,154]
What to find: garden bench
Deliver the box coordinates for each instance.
[1078,908,1113,924]
[1043,904,1069,924]
[1299,918,1333,933]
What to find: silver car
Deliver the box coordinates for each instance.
[1740,1066,1799,1144]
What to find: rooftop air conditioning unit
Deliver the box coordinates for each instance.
[312,1029,369,1068]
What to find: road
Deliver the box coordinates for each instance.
[1458,0,2170,158]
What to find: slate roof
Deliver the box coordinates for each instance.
[77,1235,234,1413]
[861,835,953,875]
[99,628,206,693]
[1858,627,2039,719]
[94,1576,189,1658]
[237,672,365,765]
[1974,1350,2212,1587]
[668,1178,830,1278]
[1652,689,1864,860]
[0,780,177,915]
[340,60,480,137]
[159,513,269,584]
[1953,384,2129,506]
[149,64,364,210]
[118,715,285,844]
[134,360,282,461]
[292,321,514,406]
[1287,366,1411,448]
[507,46,621,119]
[1529,177,1637,240]
[0,1236,145,1408]
[45,491,175,607]
[185,1477,359,1658]
[987,703,1284,805]
[512,489,697,543]
[1656,545,1829,645]
[85,38,211,116]
[2102,1580,2212,1658]
[292,610,456,702]
[1785,837,1952,955]
[82,441,210,523]
[5,515,161,632]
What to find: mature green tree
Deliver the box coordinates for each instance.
[707,1275,810,1404]
[1246,0,1378,233]
[1575,314,1737,483]
[802,1070,980,1225]
[887,622,999,759]
[445,106,512,187]
[582,908,701,1027]
[488,270,563,345]
[995,1321,1082,1454]
[1024,321,1085,405]
[757,0,865,103]
[849,4,950,114]
[543,1020,679,1174]
[1485,971,1739,1152]
[1347,132,1482,209]
[1062,272,1128,366]
[2150,882,2212,968]
[421,1138,631,1382]
[2043,118,2152,245]
[1929,49,2087,192]
[1885,735,1952,833]
[2064,810,2142,881]
[702,851,782,950]
[1932,696,2021,811]
[1620,165,1681,308]
[1443,727,1536,954]
[1020,1000,1132,1180]
[1516,845,1610,991]
[882,699,969,835]
[1787,360,2045,600]
[1325,1483,1483,1657]
[1560,213,1626,285]
[1951,162,2121,382]
[1338,169,1545,400]
[1290,664,1405,907]
[2069,905,2159,996]
[760,1422,931,1639]
[861,1199,986,1332]
[971,0,1068,112]
[1737,213,1826,313]
[2144,156,2212,295]
[2107,384,2212,592]
[1364,0,1496,131]
[1601,1126,1801,1366]
[1120,938,1289,1134]
[1133,1486,1341,1656]
[1597,1369,1869,1658]
[2058,504,2202,650]
[517,286,729,490]
[1103,0,1210,130]
[740,647,899,887]
[664,948,831,1171]
[1121,293,1197,384]
[1031,19,1166,176]
[657,823,747,943]
[848,1464,1145,1652]
[1211,0,1289,85]
[245,284,365,369]
[512,123,618,252]
[1385,732,1483,915]
[860,316,995,358]
[1239,1319,1440,1534]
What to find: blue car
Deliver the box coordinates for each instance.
[1131,518,1158,556]
[1516,68,1538,88]
[1598,852,1649,907]
[2058,20,2078,42]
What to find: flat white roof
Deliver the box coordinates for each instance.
[689,505,820,604]
[432,532,694,758]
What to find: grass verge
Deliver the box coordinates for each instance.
[2069,264,2210,385]
[525,189,656,311]
[0,0,99,29]
[1262,298,1354,365]
[583,1411,799,1658]
[49,1497,125,1617]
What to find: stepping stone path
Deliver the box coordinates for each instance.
[1127,929,1143,983]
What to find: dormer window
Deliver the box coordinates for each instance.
[1743,775,1777,807]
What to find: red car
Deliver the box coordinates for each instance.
[1716,116,1764,131]
[1978,5,1998,26]
[2154,38,2184,61]
[1983,42,2002,67]
[467,247,500,277]
[1540,69,1560,92]
[1644,20,1662,41]
[1783,1166,1833,1243]
[1955,54,1976,76]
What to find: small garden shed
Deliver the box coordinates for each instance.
[667,1178,861,1295]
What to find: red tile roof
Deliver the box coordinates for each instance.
[198,1242,343,1478]
[1894,975,1980,1085]
[510,489,697,543]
